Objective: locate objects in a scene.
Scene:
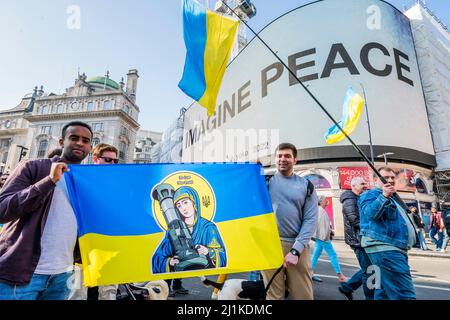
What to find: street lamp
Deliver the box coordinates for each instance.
[377,152,395,166]
[17,145,29,162]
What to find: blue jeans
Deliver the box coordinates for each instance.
[442,229,449,251]
[311,239,341,274]
[0,272,72,300]
[340,247,374,300]
[430,227,443,249]
[417,228,429,250]
[248,271,262,281]
[367,250,416,300]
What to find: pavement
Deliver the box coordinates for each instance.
[333,237,450,259]
[170,239,450,300]
[408,246,450,258]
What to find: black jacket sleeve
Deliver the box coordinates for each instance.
[342,197,360,229]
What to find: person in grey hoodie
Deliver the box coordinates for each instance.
[261,143,318,300]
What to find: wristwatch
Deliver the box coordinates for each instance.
[290,248,300,256]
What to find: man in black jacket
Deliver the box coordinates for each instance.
[410,206,429,251]
[338,177,374,300]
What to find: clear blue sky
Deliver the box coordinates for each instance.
[0,0,448,132]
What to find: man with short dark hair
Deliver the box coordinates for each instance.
[261,143,318,300]
[0,121,92,300]
[359,167,417,300]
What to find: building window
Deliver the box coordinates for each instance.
[39,105,49,115]
[70,102,79,111]
[103,100,111,110]
[56,104,64,113]
[304,174,332,189]
[120,126,129,136]
[40,126,52,135]
[92,138,100,146]
[87,102,94,112]
[37,140,48,159]
[0,139,10,148]
[2,152,8,163]
[87,138,100,164]
[119,141,127,161]
[123,105,130,114]
[416,178,428,194]
[92,122,104,132]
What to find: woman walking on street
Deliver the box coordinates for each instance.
[311,196,347,283]
[430,207,444,251]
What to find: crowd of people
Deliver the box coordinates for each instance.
[248,143,448,301]
[0,122,448,300]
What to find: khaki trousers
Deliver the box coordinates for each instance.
[68,265,118,300]
[261,241,313,300]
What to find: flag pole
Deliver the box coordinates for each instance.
[360,82,375,164]
[219,1,413,212]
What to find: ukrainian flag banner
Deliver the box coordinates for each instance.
[325,87,365,144]
[178,0,239,116]
[65,163,283,286]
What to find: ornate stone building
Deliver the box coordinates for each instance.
[0,69,140,172]
[134,129,163,164]
[0,98,31,174]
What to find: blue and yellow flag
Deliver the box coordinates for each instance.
[325,87,365,144]
[65,163,283,286]
[178,0,239,116]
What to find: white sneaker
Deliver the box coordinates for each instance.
[440,249,446,253]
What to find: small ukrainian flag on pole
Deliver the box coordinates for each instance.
[325,87,365,144]
[178,0,239,116]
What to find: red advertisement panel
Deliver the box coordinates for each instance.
[339,166,417,192]
[339,167,373,190]
[324,197,334,229]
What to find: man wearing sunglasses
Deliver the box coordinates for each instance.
[92,143,119,164]
[358,166,417,300]
[92,143,119,299]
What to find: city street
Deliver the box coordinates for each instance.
[0,0,448,307]
[173,240,450,300]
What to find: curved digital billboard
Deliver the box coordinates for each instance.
[182,0,435,167]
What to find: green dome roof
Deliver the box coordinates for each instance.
[86,76,119,90]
